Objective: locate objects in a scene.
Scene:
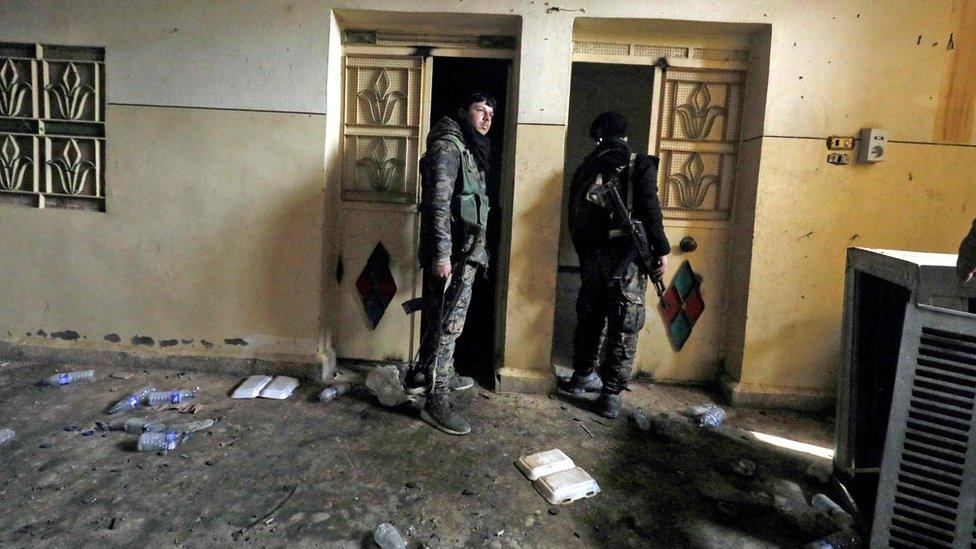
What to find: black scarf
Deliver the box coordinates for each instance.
[454,115,492,176]
[578,137,631,185]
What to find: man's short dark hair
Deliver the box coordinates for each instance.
[461,91,497,111]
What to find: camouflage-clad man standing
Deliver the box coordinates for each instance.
[412,92,496,435]
[561,112,670,419]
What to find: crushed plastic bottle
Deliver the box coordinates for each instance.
[630,408,651,431]
[811,493,855,530]
[0,428,15,446]
[137,431,181,453]
[146,389,197,406]
[41,369,95,387]
[106,385,157,414]
[167,419,215,435]
[318,383,351,403]
[805,529,861,549]
[119,418,166,434]
[685,404,726,428]
[373,523,406,549]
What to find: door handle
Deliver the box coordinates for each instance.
[679,236,698,253]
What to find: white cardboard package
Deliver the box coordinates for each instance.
[258,376,300,400]
[231,375,273,399]
[516,449,576,481]
[532,467,601,505]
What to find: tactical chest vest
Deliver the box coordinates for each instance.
[440,134,490,230]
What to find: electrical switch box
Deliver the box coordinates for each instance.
[827,153,850,165]
[827,136,855,150]
[858,128,888,163]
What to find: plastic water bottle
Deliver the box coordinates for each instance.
[0,428,15,446]
[373,523,406,549]
[41,369,95,386]
[811,493,855,530]
[146,390,197,406]
[137,431,181,452]
[120,418,166,434]
[698,404,726,428]
[805,530,860,549]
[318,383,351,403]
[106,385,157,414]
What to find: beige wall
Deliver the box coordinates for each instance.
[0,106,326,360]
[2,0,975,401]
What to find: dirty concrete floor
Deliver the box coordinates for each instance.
[0,360,838,548]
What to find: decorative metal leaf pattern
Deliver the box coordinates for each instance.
[0,58,31,117]
[47,138,95,195]
[45,62,94,120]
[355,139,404,192]
[0,135,32,191]
[667,153,717,209]
[357,69,405,125]
[674,83,726,141]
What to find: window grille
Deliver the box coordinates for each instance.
[0,42,105,211]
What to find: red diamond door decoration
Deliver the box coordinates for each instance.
[355,243,397,329]
[660,260,704,350]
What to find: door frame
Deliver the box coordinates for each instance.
[336,37,518,374]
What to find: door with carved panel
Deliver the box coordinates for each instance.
[641,65,746,382]
[335,53,426,362]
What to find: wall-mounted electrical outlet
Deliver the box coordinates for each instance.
[858,128,888,162]
[827,136,855,150]
[827,153,850,165]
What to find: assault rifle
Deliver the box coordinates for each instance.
[597,167,667,298]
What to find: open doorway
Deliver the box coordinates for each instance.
[552,62,655,370]
[429,56,511,389]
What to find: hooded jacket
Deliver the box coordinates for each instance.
[419,116,490,268]
[568,139,670,259]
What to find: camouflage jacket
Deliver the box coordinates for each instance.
[418,116,489,268]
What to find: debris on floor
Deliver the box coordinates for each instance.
[147,389,197,406]
[106,385,157,414]
[0,428,14,446]
[373,522,407,549]
[231,375,273,399]
[40,369,95,387]
[258,376,299,400]
[682,403,727,428]
[517,449,600,505]
[0,359,838,547]
[365,364,411,407]
[318,382,351,403]
[516,449,576,480]
[533,466,601,505]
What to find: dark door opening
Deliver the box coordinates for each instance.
[428,56,510,389]
[551,62,655,369]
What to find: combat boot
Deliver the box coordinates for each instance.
[421,393,471,435]
[558,371,603,395]
[449,374,474,391]
[595,392,621,419]
[406,371,474,394]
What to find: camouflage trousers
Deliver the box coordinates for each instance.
[418,259,479,396]
[572,246,648,394]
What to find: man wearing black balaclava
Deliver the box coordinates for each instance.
[560,111,670,419]
[410,92,496,435]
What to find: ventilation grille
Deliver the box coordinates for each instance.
[691,47,749,62]
[572,41,630,56]
[872,307,976,548]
